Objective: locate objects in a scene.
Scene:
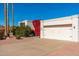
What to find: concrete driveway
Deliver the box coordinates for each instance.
[0,37,79,56]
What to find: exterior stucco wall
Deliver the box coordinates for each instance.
[18,20,34,30]
[40,15,79,42]
[27,21,34,30]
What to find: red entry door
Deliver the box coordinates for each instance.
[32,20,40,36]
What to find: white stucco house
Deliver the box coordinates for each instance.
[18,20,40,36]
[40,14,79,42]
[18,20,34,30]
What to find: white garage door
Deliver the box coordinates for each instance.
[43,26,72,41]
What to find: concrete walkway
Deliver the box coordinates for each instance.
[0,37,79,56]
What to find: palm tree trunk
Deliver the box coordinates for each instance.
[4,3,7,36]
[12,3,14,33]
[7,3,9,36]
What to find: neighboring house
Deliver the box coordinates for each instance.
[40,15,79,42]
[18,20,35,30]
[18,20,40,36]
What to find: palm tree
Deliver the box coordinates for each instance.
[4,3,9,36]
[7,3,9,36]
[4,3,7,36]
[4,3,14,36]
[12,3,14,34]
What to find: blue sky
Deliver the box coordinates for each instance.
[0,3,79,26]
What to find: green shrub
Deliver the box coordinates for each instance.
[24,26,32,37]
[14,25,35,38]
[15,26,21,39]
[16,35,21,39]
[0,29,5,40]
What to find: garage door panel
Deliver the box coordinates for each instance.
[43,27,72,40]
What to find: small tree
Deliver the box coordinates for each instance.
[24,26,32,37]
[15,26,21,39]
[14,25,35,39]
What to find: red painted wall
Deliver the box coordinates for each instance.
[32,20,40,36]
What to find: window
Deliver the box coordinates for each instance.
[20,22,25,26]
